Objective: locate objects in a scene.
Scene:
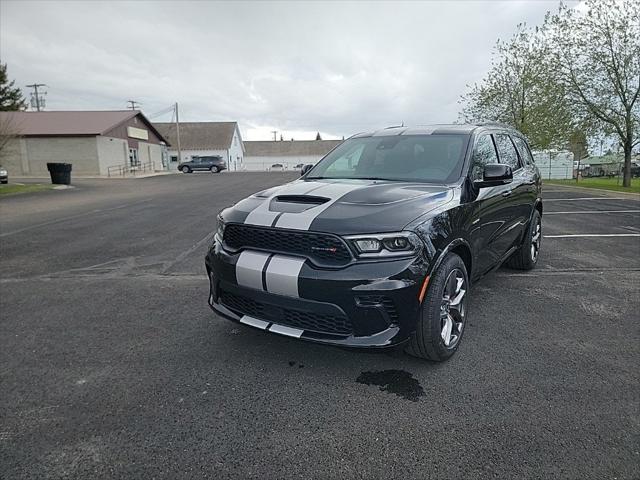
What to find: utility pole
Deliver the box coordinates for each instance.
[271,130,277,141]
[26,83,47,111]
[127,100,141,110]
[175,102,182,164]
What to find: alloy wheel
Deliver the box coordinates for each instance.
[440,269,466,348]
[531,220,541,261]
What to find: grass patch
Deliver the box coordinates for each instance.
[545,177,640,194]
[0,183,55,197]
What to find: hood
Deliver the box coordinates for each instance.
[223,179,454,235]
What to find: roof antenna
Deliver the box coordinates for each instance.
[401,120,404,127]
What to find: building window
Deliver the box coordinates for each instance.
[170,155,178,163]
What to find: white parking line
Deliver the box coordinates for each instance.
[545,210,640,215]
[0,198,153,237]
[544,233,640,238]
[545,197,640,202]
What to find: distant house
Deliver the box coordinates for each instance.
[244,140,342,171]
[154,122,244,172]
[0,110,169,177]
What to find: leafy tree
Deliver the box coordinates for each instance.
[315,131,322,141]
[0,64,27,111]
[543,0,640,187]
[459,24,575,149]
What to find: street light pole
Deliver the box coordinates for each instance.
[175,103,182,163]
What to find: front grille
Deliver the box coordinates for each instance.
[356,295,399,324]
[220,290,353,336]
[223,224,352,266]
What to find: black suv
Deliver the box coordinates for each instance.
[179,156,226,173]
[206,124,542,361]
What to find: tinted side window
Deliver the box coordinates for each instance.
[512,136,534,165]
[494,134,520,169]
[471,135,499,180]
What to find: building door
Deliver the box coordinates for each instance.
[129,148,139,168]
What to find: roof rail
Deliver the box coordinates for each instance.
[474,121,516,129]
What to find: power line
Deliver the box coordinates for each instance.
[127,100,141,110]
[148,105,176,119]
[26,83,47,111]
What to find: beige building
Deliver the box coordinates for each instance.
[0,110,169,177]
[243,140,342,171]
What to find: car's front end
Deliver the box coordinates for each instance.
[0,166,8,184]
[206,218,432,348]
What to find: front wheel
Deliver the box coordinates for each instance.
[505,210,541,270]
[406,253,469,362]
[210,166,219,173]
[181,166,190,174]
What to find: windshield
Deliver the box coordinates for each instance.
[307,134,469,183]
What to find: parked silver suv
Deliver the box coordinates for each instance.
[179,156,227,174]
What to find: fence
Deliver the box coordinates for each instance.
[107,161,156,177]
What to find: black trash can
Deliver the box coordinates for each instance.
[46,163,72,185]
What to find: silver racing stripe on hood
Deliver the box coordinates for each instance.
[274,182,365,230]
[244,181,321,227]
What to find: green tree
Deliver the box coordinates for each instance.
[543,0,640,187]
[0,64,27,111]
[459,24,575,149]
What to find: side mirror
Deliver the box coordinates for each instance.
[300,164,313,176]
[474,164,513,188]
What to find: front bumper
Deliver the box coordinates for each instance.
[205,240,428,348]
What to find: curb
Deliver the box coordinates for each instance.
[543,181,640,198]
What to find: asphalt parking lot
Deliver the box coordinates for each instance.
[1,173,638,479]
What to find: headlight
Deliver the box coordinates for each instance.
[345,232,421,258]
[0,169,7,176]
[215,216,225,241]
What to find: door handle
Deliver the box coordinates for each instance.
[502,189,513,197]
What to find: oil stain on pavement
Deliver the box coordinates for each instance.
[356,370,424,402]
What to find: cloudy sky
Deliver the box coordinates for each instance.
[1,0,573,140]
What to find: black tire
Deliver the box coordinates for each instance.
[406,253,469,362]
[0,180,7,184]
[181,166,190,173]
[505,210,541,270]
[210,166,219,173]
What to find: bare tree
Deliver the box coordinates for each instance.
[0,112,22,159]
[544,0,640,187]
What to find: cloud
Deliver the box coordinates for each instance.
[0,0,567,140]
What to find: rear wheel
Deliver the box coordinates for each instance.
[506,210,541,270]
[406,253,468,362]
[181,166,190,173]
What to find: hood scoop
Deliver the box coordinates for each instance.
[270,195,330,213]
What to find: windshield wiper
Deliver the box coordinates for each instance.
[305,176,403,182]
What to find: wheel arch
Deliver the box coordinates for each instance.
[430,238,473,285]
[535,199,543,216]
